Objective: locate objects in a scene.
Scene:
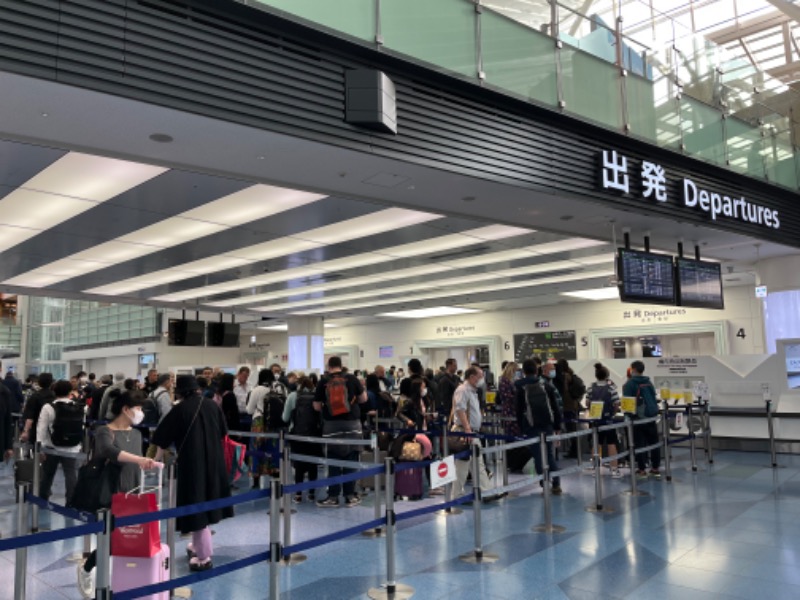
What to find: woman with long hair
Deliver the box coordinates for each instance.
[498,361,521,438]
[399,379,432,458]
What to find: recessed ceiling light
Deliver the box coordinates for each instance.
[560,287,620,300]
[149,133,174,143]
[377,306,480,319]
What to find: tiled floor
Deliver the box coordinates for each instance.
[1,448,799,599]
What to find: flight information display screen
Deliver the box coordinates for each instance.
[618,248,675,305]
[676,258,724,309]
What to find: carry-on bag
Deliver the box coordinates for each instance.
[112,542,170,600]
[395,466,424,500]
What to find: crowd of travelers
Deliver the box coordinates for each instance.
[0,355,663,597]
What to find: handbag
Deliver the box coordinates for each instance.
[399,441,422,462]
[68,459,120,512]
[111,489,160,557]
[68,429,121,512]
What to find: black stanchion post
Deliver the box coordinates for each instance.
[32,441,41,532]
[688,406,698,472]
[533,433,565,533]
[660,406,672,483]
[269,478,281,599]
[703,402,714,465]
[95,509,112,600]
[14,483,28,600]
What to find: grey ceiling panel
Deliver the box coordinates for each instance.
[0,139,66,192]
[0,169,252,280]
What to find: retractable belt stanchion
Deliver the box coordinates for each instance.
[282,436,306,565]
[32,441,41,532]
[460,443,499,564]
[368,457,413,600]
[269,478,281,600]
[766,399,778,468]
[688,405,699,472]
[702,402,714,465]
[95,509,112,600]
[533,432,565,533]
[624,417,648,496]
[363,428,384,537]
[660,406,673,483]
[575,429,583,468]
[586,424,612,513]
[14,483,28,600]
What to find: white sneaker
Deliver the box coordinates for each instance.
[611,469,623,479]
[77,562,94,599]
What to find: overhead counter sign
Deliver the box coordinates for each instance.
[600,150,781,230]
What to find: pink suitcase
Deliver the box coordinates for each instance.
[395,467,424,499]
[112,542,170,600]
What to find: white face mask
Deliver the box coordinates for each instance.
[421,389,428,397]
[130,408,144,426]
[476,378,485,388]
[273,372,281,380]
[546,370,556,379]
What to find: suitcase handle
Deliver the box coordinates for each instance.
[126,464,164,509]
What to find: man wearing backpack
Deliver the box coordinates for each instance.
[622,360,661,480]
[36,379,84,501]
[313,356,366,508]
[515,359,564,495]
[143,373,173,426]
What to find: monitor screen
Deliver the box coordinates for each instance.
[676,258,724,309]
[168,319,205,346]
[207,322,241,347]
[617,248,675,305]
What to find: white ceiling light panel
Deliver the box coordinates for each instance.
[0,152,167,253]
[4,183,326,288]
[561,287,620,300]
[377,306,480,319]
[289,268,614,315]
[89,208,441,297]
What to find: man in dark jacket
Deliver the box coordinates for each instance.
[622,360,661,479]
[4,371,24,413]
[20,372,55,448]
[515,359,563,494]
[437,358,460,420]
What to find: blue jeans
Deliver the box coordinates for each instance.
[524,426,560,487]
[327,449,359,498]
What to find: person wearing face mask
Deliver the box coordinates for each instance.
[451,366,504,502]
[515,359,563,495]
[76,391,162,598]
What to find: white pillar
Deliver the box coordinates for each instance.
[757,255,800,353]
[286,317,324,374]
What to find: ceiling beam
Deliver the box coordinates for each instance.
[706,9,790,45]
[764,0,800,25]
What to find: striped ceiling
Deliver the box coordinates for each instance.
[0,138,621,319]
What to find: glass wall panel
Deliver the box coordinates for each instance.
[681,97,725,165]
[381,0,476,78]
[481,9,557,107]
[764,128,797,190]
[252,0,375,42]
[726,117,764,179]
[561,44,623,130]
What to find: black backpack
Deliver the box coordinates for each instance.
[50,401,85,447]
[265,382,287,430]
[523,380,553,429]
[142,389,168,426]
[588,383,615,420]
[568,374,586,400]
[292,390,320,436]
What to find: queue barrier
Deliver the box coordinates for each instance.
[7,406,717,600]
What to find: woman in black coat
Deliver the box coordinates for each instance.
[153,375,232,571]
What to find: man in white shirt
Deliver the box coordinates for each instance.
[37,379,84,501]
[451,366,499,501]
[233,366,252,414]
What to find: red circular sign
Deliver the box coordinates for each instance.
[438,462,449,478]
